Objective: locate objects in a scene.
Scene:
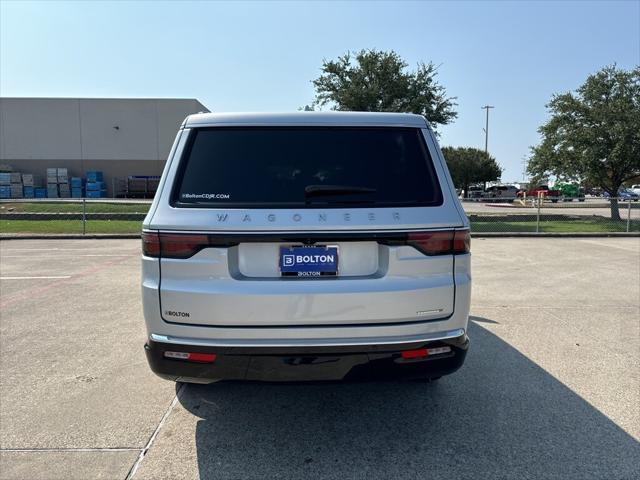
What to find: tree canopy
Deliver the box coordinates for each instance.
[528,65,640,219]
[310,49,457,132]
[441,146,502,197]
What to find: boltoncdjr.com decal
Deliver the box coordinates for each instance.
[181,193,230,200]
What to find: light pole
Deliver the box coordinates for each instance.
[481,105,494,153]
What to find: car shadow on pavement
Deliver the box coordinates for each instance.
[177,320,640,480]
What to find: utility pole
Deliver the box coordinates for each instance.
[481,105,494,153]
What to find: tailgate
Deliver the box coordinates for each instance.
[159,236,455,327]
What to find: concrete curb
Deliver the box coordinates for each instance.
[1,232,638,240]
[0,213,147,220]
[0,234,141,240]
[472,232,639,238]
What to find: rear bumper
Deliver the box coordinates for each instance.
[144,334,469,383]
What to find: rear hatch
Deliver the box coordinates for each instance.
[149,125,467,327]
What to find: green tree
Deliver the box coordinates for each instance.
[310,49,457,133]
[528,65,640,220]
[441,147,502,197]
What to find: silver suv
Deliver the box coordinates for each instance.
[141,112,471,383]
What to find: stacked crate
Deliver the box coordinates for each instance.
[10,172,23,198]
[57,168,70,198]
[147,176,161,196]
[86,181,107,198]
[128,176,147,197]
[45,167,71,198]
[22,174,35,198]
[46,168,59,198]
[0,172,10,199]
[70,177,84,198]
[86,171,106,198]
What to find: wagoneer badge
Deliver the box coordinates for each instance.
[213,212,401,222]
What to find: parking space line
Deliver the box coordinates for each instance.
[0,254,136,309]
[125,383,186,479]
[1,254,133,258]
[1,447,142,453]
[1,276,72,280]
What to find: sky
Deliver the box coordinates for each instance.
[1,0,639,181]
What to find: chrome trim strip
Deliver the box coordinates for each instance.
[149,328,465,348]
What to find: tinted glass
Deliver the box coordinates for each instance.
[174,127,443,208]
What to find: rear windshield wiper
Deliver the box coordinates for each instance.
[304,184,377,197]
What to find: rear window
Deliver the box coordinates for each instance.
[172,127,443,208]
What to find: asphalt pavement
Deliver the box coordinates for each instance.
[0,238,638,479]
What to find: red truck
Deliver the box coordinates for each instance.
[517,185,561,203]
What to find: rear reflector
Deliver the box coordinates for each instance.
[164,351,217,363]
[401,346,452,359]
[407,229,470,256]
[401,348,429,359]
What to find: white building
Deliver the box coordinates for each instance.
[0,97,209,196]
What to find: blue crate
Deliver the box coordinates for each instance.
[0,186,10,198]
[70,177,84,188]
[86,190,107,198]
[86,181,106,191]
[34,188,47,198]
[86,171,104,182]
[23,186,35,198]
[71,188,84,198]
[0,173,11,185]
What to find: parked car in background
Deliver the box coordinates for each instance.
[630,184,640,196]
[552,182,585,202]
[517,185,562,203]
[603,190,639,201]
[141,112,471,384]
[466,185,484,200]
[482,185,519,202]
[618,189,638,201]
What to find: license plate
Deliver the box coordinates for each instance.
[279,245,339,277]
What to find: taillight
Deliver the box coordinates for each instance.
[141,232,210,259]
[160,234,210,259]
[407,230,470,256]
[407,231,454,255]
[453,229,471,254]
[142,232,160,257]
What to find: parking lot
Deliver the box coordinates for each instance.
[0,238,638,479]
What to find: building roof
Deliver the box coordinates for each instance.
[183,111,429,128]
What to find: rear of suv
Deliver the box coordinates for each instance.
[142,112,471,383]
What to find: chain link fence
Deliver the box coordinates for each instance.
[1,197,639,235]
[0,199,149,235]
[464,197,640,233]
